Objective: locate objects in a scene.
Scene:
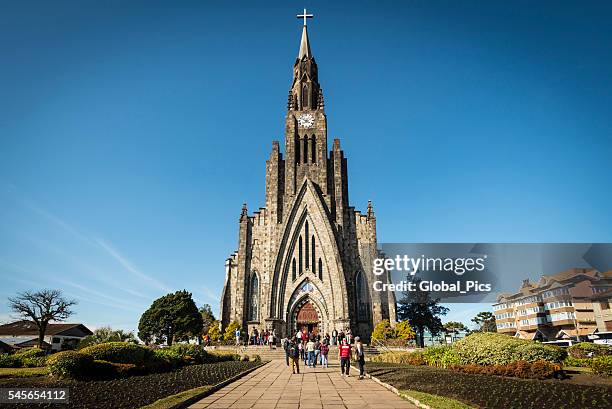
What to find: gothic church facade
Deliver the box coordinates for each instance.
[220,21,396,340]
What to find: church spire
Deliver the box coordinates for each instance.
[298,25,312,59]
[290,9,321,112]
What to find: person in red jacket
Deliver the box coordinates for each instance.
[338,338,352,376]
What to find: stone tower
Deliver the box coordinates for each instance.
[220,19,396,341]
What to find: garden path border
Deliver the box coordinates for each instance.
[351,364,434,409]
[165,361,269,409]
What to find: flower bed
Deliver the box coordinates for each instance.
[0,360,261,409]
[367,362,612,409]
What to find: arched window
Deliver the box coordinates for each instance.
[311,136,316,164]
[292,258,296,281]
[303,137,308,163]
[295,135,301,164]
[299,236,303,274]
[318,258,323,281]
[248,273,259,321]
[356,271,370,321]
[311,235,316,275]
[305,221,310,269]
[302,84,309,108]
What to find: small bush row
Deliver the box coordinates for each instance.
[0,348,47,368]
[451,360,562,379]
[567,342,611,359]
[46,342,246,379]
[371,351,426,366]
[453,333,567,365]
[589,356,612,376]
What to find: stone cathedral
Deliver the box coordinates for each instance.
[220,17,397,340]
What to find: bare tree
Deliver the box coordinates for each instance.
[8,289,77,349]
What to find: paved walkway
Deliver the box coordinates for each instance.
[189,359,416,409]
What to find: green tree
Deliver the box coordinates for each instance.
[199,304,216,336]
[138,290,203,346]
[223,321,241,342]
[8,289,77,349]
[471,311,497,332]
[397,276,449,348]
[444,321,468,333]
[77,326,137,349]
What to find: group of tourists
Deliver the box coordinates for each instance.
[248,327,277,348]
[282,328,366,379]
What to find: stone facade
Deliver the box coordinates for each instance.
[220,23,396,340]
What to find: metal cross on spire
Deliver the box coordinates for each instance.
[297,8,313,26]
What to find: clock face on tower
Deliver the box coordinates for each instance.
[297,113,315,128]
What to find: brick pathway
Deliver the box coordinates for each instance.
[189,359,416,409]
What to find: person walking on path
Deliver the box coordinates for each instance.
[320,339,329,368]
[306,338,316,367]
[314,339,321,367]
[354,336,366,379]
[288,338,300,374]
[338,338,352,376]
[235,328,241,346]
[332,328,338,345]
[282,336,290,366]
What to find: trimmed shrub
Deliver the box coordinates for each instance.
[21,356,47,367]
[590,356,612,376]
[454,332,565,365]
[168,344,211,364]
[47,350,93,379]
[152,348,182,370]
[514,342,567,363]
[563,356,592,368]
[14,347,46,358]
[90,359,139,378]
[0,354,22,368]
[80,342,153,365]
[568,342,611,359]
[452,360,561,379]
[371,351,426,365]
[423,345,459,368]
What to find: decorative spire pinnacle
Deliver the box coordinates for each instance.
[240,203,248,221]
[367,200,375,219]
[298,25,312,59]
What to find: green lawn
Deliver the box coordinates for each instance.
[400,390,475,409]
[139,385,212,409]
[0,367,48,379]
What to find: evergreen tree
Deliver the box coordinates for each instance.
[397,276,449,348]
[138,290,203,345]
[471,311,497,332]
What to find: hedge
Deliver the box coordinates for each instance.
[422,345,459,368]
[451,360,562,379]
[80,342,153,366]
[0,354,23,368]
[568,342,611,359]
[590,356,612,376]
[371,352,426,365]
[453,332,566,365]
[14,347,46,358]
[47,351,94,379]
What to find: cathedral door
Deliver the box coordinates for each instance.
[296,301,319,337]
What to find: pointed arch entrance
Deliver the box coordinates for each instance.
[286,279,329,336]
[296,301,319,335]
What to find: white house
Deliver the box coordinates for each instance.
[0,320,93,351]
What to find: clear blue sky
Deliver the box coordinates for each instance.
[1,1,611,332]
